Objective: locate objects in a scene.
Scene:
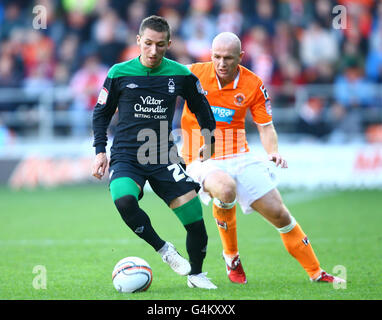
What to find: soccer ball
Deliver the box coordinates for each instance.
[112,256,153,293]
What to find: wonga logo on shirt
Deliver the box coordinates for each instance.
[210,106,235,124]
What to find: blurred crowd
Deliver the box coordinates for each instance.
[0,0,382,142]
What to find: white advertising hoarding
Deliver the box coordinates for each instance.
[3,142,382,190]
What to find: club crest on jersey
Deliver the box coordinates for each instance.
[168,78,175,93]
[302,236,310,246]
[234,93,245,106]
[97,87,108,105]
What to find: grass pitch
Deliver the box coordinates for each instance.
[0,184,381,300]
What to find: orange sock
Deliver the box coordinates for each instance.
[212,201,238,257]
[279,219,321,279]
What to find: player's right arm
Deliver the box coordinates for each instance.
[92,68,120,179]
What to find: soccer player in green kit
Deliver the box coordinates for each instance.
[92,16,217,289]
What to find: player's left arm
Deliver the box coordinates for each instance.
[250,79,288,169]
[257,123,288,168]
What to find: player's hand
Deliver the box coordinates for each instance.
[92,152,108,180]
[268,153,288,168]
[199,143,215,162]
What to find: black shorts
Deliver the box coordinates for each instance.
[108,160,201,206]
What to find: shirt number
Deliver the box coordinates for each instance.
[167,164,186,182]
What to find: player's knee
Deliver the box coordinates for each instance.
[215,179,236,203]
[271,204,291,227]
[205,171,236,203]
[114,195,139,221]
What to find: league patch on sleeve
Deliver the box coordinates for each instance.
[97,87,108,105]
[196,80,207,95]
[265,99,272,116]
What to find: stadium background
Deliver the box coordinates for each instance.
[0,0,381,189]
[0,0,381,300]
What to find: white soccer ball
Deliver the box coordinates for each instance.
[112,256,153,293]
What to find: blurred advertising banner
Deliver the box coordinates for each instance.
[6,156,97,189]
[1,143,381,189]
[270,143,382,189]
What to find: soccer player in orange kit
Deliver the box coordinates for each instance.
[180,32,346,285]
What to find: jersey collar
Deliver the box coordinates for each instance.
[136,55,165,73]
[216,67,240,90]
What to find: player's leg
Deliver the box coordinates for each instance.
[186,160,246,284]
[108,160,193,276]
[110,176,167,251]
[251,189,321,277]
[149,162,216,289]
[204,170,238,256]
[203,170,247,284]
[251,189,345,283]
[110,175,191,276]
[170,190,217,289]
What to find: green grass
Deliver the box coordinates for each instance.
[0,184,381,300]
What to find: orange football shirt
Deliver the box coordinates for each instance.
[181,62,273,164]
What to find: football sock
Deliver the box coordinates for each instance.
[172,197,207,275]
[212,199,238,257]
[184,219,208,275]
[114,195,165,251]
[172,196,204,225]
[157,242,169,255]
[278,216,321,279]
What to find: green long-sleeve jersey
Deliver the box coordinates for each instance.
[92,56,216,164]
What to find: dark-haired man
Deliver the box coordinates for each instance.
[92,16,217,289]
